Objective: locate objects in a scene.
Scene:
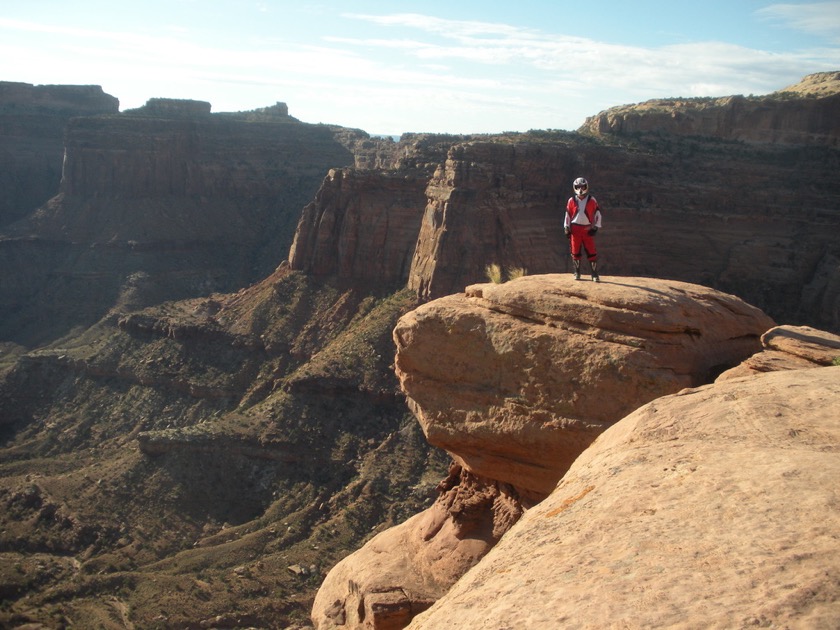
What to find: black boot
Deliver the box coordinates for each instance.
[590,260,600,283]
[573,259,581,280]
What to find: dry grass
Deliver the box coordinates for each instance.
[485,264,503,284]
[485,264,527,284]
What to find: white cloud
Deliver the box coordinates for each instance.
[757,2,840,42]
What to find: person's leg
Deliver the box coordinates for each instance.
[570,226,584,280]
[580,231,599,282]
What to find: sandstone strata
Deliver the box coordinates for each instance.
[289,168,430,288]
[0,100,356,346]
[409,366,840,629]
[0,82,118,227]
[402,133,840,334]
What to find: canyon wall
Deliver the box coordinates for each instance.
[0,82,118,227]
[399,133,840,332]
[0,97,357,346]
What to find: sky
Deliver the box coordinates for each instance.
[1,1,839,136]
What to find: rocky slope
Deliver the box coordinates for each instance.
[0,267,450,628]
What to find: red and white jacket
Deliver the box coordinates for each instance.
[564,195,602,229]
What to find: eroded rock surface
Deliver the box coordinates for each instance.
[409,366,840,629]
[394,275,775,496]
[311,464,523,630]
[718,324,840,379]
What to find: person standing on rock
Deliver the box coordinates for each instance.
[564,176,602,282]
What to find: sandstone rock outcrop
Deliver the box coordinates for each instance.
[312,463,522,630]
[395,275,775,497]
[409,366,840,629]
[718,324,840,379]
[313,276,775,629]
[581,71,840,146]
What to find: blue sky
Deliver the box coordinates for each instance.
[1,1,839,135]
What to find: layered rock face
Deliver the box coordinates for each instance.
[287,132,475,288]
[312,276,776,629]
[581,71,840,146]
[0,82,118,227]
[405,132,840,333]
[288,168,430,289]
[0,99,355,345]
[409,365,840,629]
[408,141,571,299]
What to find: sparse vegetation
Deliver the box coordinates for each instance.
[0,274,447,629]
[506,266,527,281]
[485,264,528,283]
[485,263,503,283]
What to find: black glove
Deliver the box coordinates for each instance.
[588,226,598,236]
[564,226,571,238]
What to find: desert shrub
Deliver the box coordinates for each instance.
[506,266,527,280]
[485,264,527,283]
[485,263,503,283]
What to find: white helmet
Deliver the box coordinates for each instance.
[573,177,589,195]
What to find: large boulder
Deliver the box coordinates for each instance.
[409,366,840,629]
[394,274,775,497]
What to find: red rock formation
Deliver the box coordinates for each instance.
[0,102,356,345]
[404,132,840,333]
[408,141,572,299]
[409,366,840,629]
[312,463,522,630]
[314,276,775,629]
[717,324,840,378]
[289,168,430,288]
[395,274,774,497]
